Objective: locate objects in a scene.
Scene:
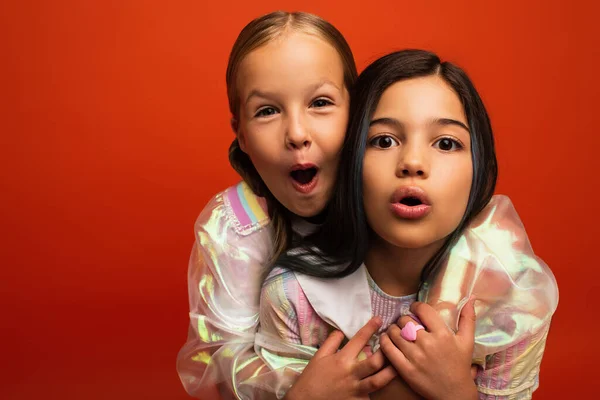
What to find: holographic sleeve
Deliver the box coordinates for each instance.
[250,269,318,399]
[176,189,276,399]
[475,323,550,399]
[421,195,558,364]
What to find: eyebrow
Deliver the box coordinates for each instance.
[370,117,404,129]
[311,80,342,93]
[369,117,470,133]
[245,89,276,104]
[433,118,470,133]
[245,80,342,104]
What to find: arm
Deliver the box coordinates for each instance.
[257,270,397,400]
[176,190,273,399]
[475,323,550,400]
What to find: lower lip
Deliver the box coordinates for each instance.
[390,203,431,219]
[290,173,319,194]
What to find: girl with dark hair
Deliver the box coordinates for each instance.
[258,50,558,399]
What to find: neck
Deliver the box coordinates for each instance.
[365,235,445,297]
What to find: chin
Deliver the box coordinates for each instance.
[378,227,445,250]
[287,190,330,218]
[286,199,325,218]
[387,236,433,249]
[292,204,324,218]
[292,208,314,218]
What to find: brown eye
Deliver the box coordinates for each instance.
[255,107,278,118]
[370,135,399,149]
[311,99,333,108]
[434,138,462,151]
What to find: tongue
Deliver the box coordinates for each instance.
[291,169,315,184]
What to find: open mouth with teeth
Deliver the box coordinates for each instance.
[290,166,319,193]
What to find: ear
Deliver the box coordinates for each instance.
[230,117,238,133]
[231,117,247,153]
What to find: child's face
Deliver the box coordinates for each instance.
[235,32,349,217]
[362,75,472,250]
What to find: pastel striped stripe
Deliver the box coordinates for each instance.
[226,185,252,227]
[235,184,256,224]
[245,184,267,221]
[226,182,268,228]
[237,183,267,223]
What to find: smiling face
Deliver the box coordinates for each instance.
[362,75,473,250]
[235,32,349,217]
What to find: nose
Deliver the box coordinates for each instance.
[285,114,311,150]
[396,142,429,178]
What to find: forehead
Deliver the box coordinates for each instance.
[236,32,346,94]
[373,76,466,124]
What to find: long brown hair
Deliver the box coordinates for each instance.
[226,11,357,263]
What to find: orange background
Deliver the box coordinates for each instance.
[2,1,598,399]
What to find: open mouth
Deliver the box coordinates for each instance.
[399,196,423,207]
[390,186,431,219]
[289,165,319,194]
[290,167,318,185]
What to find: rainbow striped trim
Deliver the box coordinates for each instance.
[224,181,269,236]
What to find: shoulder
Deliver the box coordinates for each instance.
[195,181,270,237]
[423,195,558,356]
[469,195,559,311]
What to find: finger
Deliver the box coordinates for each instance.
[397,315,421,329]
[340,316,382,357]
[357,365,398,394]
[354,349,386,379]
[378,332,412,374]
[385,323,423,361]
[410,301,447,333]
[457,296,477,341]
[313,330,344,360]
[393,318,428,347]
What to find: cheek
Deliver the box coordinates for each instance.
[436,158,473,217]
[362,155,378,191]
[437,156,472,187]
[243,127,281,167]
[455,161,473,202]
[314,114,348,157]
[362,153,393,206]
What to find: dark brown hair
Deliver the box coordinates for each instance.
[278,49,498,283]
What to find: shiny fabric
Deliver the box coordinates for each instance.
[420,195,558,362]
[178,189,558,399]
[255,195,558,398]
[260,268,551,399]
[177,183,278,399]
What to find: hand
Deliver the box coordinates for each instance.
[368,363,478,399]
[285,317,397,400]
[379,298,478,400]
[370,376,424,400]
